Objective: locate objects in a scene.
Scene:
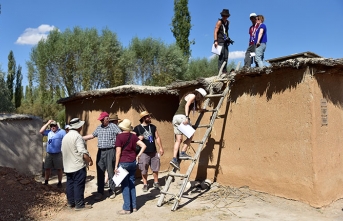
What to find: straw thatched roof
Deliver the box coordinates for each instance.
[57,84,178,104]
[0,114,40,121]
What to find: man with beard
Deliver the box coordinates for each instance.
[133,111,164,192]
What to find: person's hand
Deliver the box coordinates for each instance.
[89,159,93,166]
[47,119,53,124]
[183,118,189,125]
[256,42,260,48]
[159,148,164,156]
[214,41,218,48]
[114,167,119,175]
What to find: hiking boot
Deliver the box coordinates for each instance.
[75,204,92,211]
[153,182,161,189]
[142,184,148,192]
[179,152,192,160]
[94,193,103,200]
[170,158,180,170]
[109,190,116,199]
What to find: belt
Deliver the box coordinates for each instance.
[99,148,114,151]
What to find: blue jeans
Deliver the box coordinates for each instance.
[119,161,137,211]
[66,167,86,208]
[255,43,266,67]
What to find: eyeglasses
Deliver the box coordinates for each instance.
[50,124,57,127]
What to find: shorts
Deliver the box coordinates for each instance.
[44,152,63,169]
[173,114,187,135]
[138,152,160,175]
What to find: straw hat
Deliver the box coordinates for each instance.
[68,118,85,129]
[118,119,133,131]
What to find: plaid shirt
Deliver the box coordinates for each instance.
[92,123,121,149]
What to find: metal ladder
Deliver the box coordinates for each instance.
[157,66,233,211]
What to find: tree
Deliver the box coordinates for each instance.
[30,27,124,97]
[14,65,23,108]
[0,69,15,113]
[120,37,187,86]
[7,50,16,102]
[171,0,193,59]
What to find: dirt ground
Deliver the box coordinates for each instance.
[1,166,343,221]
[49,171,343,221]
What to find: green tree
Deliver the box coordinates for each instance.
[7,50,16,102]
[121,37,187,86]
[171,0,193,59]
[14,65,23,108]
[0,69,15,113]
[30,27,124,97]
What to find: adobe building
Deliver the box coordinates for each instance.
[0,114,42,175]
[58,54,343,208]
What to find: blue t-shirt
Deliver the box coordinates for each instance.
[43,129,66,153]
[254,23,267,44]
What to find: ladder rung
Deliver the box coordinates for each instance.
[204,109,217,113]
[206,94,224,98]
[160,191,176,196]
[168,172,188,178]
[197,124,211,128]
[191,140,203,144]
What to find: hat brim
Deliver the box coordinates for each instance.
[69,121,85,130]
[119,125,133,131]
[220,13,230,17]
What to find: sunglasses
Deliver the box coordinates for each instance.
[50,124,57,127]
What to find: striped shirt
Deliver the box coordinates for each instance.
[92,123,121,149]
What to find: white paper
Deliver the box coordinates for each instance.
[112,166,129,186]
[211,44,222,55]
[177,123,195,138]
[250,52,256,57]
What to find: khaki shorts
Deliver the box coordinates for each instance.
[138,152,160,175]
[173,114,187,135]
[44,152,63,169]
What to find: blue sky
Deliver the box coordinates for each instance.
[0,0,342,86]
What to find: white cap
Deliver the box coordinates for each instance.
[250,13,257,17]
[65,125,71,129]
[195,88,207,97]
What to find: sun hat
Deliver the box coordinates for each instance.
[250,13,257,18]
[97,112,109,121]
[195,88,207,97]
[118,119,133,131]
[65,125,71,130]
[68,118,85,130]
[139,111,150,120]
[109,114,121,121]
[220,9,230,17]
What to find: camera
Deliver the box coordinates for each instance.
[223,34,234,45]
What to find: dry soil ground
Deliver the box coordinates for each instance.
[1,166,343,221]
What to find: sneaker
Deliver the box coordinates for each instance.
[94,193,103,200]
[142,184,148,192]
[57,182,62,188]
[179,152,192,160]
[153,182,161,189]
[104,181,109,188]
[170,158,180,170]
[109,190,116,199]
[75,204,92,211]
[67,203,75,209]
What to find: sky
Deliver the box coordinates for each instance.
[0,0,342,87]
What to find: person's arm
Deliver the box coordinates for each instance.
[76,135,93,166]
[184,94,195,124]
[83,134,94,141]
[136,140,147,162]
[39,120,53,134]
[155,129,164,156]
[114,146,121,174]
[256,26,264,47]
[213,20,221,48]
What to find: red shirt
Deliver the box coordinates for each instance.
[115,133,139,163]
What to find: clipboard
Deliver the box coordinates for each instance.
[177,123,195,138]
[211,44,222,55]
[112,166,129,186]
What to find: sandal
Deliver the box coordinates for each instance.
[117,210,131,215]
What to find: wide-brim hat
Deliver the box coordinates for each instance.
[139,111,150,120]
[109,114,121,121]
[97,112,109,121]
[220,9,230,17]
[69,118,85,130]
[195,88,207,97]
[118,119,133,131]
